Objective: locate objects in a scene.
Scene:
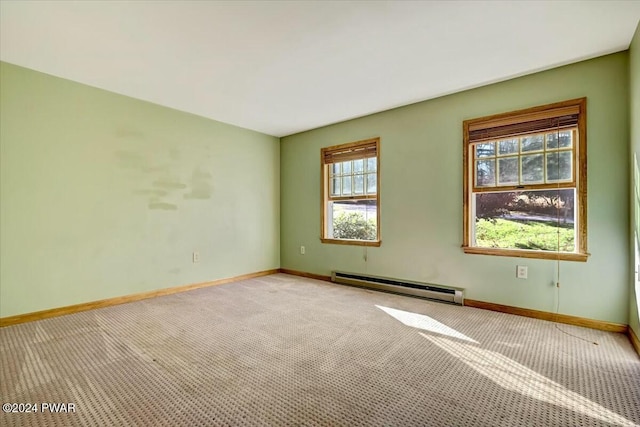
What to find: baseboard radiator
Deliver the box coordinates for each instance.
[331,271,464,305]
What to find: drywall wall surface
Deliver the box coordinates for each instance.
[0,62,280,317]
[281,52,629,324]
[630,23,640,337]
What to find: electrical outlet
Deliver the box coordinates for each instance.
[516,265,527,279]
[300,246,305,255]
[193,251,200,263]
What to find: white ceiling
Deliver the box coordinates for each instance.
[2,1,639,137]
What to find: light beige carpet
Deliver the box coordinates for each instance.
[1,273,639,426]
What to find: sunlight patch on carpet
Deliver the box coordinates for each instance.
[376,305,477,343]
[421,333,638,427]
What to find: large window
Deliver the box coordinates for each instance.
[321,138,380,246]
[463,98,588,261]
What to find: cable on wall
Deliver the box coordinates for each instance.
[549,121,598,345]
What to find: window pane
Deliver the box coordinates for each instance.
[476,159,496,187]
[546,131,572,149]
[366,173,377,194]
[498,139,519,155]
[474,189,576,252]
[521,154,543,183]
[558,131,572,148]
[342,175,352,194]
[546,151,572,182]
[521,135,544,152]
[354,174,364,194]
[476,142,495,158]
[342,160,352,174]
[498,157,518,185]
[329,199,377,241]
[331,163,341,175]
[331,177,341,196]
[367,157,377,172]
[353,159,364,173]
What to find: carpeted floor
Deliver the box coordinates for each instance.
[1,273,639,426]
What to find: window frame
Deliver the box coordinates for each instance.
[462,98,588,261]
[321,137,381,246]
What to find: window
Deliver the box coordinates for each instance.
[321,138,380,246]
[462,98,587,261]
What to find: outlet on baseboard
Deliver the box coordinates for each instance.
[193,251,200,263]
[516,265,528,279]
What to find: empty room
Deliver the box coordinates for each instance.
[1,1,639,426]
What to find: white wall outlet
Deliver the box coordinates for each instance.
[193,251,200,263]
[300,246,305,255]
[516,265,528,279]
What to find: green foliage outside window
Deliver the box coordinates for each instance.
[333,212,376,240]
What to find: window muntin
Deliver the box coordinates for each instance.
[463,98,587,261]
[329,158,377,197]
[473,130,576,189]
[321,138,380,246]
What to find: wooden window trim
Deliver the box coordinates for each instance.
[323,140,378,163]
[472,182,576,193]
[466,105,579,131]
[463,247,588,262]
[327,194,378,202]
[321,138,381,246]
[467,103,580,142]
[462,98,588,261]
[320,238,382,247]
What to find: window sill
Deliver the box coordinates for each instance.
[462,246,588,262]
[321,238,381,247]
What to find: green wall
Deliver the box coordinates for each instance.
[1,50,635,327]
[630,23,640,337]
[0,62,280,318]
[281,53,630,324]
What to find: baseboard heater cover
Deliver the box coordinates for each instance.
[331,271,464,305]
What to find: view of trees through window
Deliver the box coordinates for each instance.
[322,139,379,243]
[474,189,575,252]
[463,98,586,260]
[475,131,573,188]
[329,200,377,240]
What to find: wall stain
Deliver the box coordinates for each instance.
[152,180,187,190]
[117,146,217,210]
[149,202,178,211]
[184,167,213,200]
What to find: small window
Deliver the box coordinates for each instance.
[321,138,380,246]
[463,98,588,261]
